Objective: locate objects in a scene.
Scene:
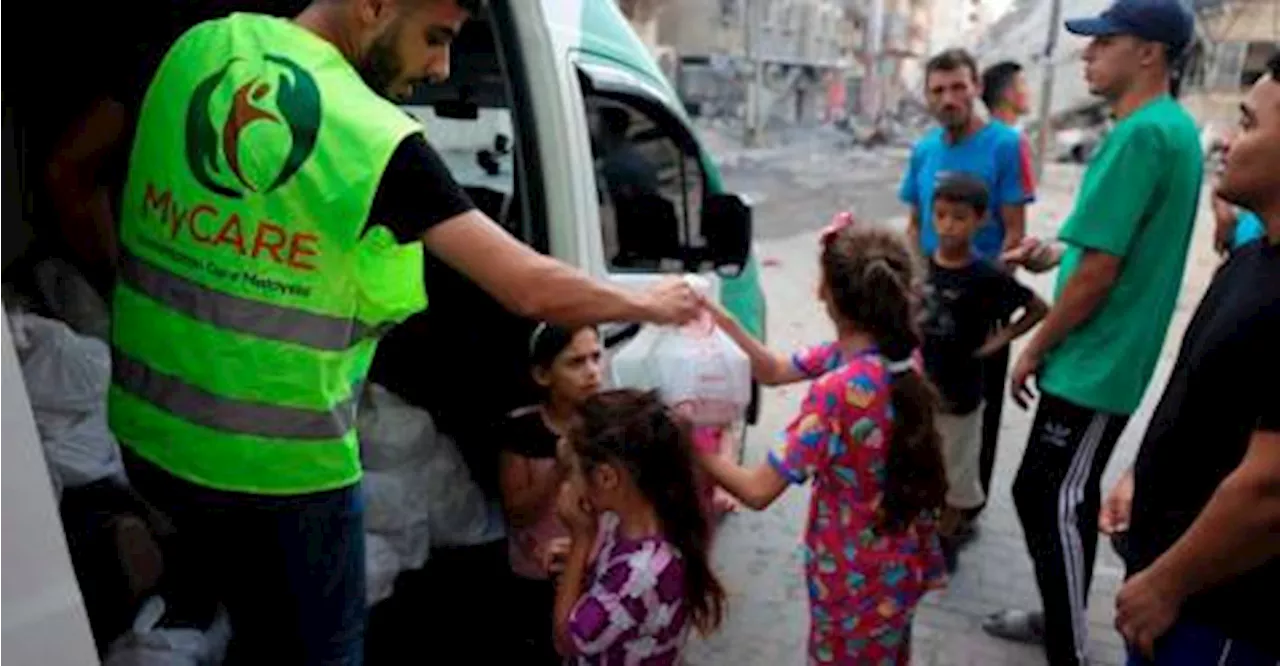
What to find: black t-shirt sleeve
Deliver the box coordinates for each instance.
[496,409,561,460]
[100,2,194,113]
[985,265,1035,321]
[365,134,476,244]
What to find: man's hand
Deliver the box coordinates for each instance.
[1116,566,1184,658]
[1001,237,1062,273]
[1009,348,1041,409]
[1100,469,1135,535]
[638,277,700,325]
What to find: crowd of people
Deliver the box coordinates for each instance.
[8,0,1277,664]
[480,0,1280,660]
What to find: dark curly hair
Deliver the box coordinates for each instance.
[820,227,948,532]
[569,389,726,634]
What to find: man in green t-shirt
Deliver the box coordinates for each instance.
[980,1,1202,664]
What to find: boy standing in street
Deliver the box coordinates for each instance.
[921,174,1047,566]
[984,1,1203,665]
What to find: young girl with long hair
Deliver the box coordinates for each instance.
[497,323,602,664]
[699,222,949,664]
[551,389,726,665]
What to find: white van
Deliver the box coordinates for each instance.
[2,1,768,662]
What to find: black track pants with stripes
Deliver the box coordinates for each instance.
[1013,391,1130,666]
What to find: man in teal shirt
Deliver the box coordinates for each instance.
[982,1,1202,665]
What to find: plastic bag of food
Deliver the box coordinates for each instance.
[610,298,751,425]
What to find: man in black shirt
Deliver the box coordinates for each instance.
[1100,53,1280,664]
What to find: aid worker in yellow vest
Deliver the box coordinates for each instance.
[108,1,700,662]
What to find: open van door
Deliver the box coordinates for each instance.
[569,62,752,354]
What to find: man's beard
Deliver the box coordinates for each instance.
[937,108,970,131]
[358,29,408,101]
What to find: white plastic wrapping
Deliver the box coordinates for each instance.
[363,465,431,570]
[364,534,401,607]
[422,432,505,548]
[357,384,436,472]
[610,280,752,426]
[357,383,504,603]
[9,310,124,496]
[102,597,231,666]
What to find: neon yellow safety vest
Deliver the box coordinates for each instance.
[109,13,427,495]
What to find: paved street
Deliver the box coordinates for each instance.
[685,148,1224,666]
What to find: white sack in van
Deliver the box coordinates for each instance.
[103,596,231,666]
[10,311,124,495]
[32,258,111,342]
[362,466,431,570]
[365,533,401,607]
[422,432,505,548]
[357,383,436,471]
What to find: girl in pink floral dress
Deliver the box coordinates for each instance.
[699,223,949,665]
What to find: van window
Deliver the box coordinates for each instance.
[581,93,706,272]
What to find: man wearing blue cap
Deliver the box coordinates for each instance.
[985,1,1203,664]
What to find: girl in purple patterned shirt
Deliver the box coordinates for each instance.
[550,389,726,665]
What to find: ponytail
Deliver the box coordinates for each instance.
[821,228,948,532]
[863,260,948,531]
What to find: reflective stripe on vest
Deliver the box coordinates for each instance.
[118,247,391,352]
[112,349,356,440]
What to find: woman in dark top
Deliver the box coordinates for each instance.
[498,323,603,664]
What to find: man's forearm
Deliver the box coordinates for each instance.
[1024,253,1118,357]
[424,213,659,326]
[518,257,654,326]
[1144,463,1280,601]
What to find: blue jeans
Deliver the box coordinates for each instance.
[1126,618,1277,666]
[124,451,365,665]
